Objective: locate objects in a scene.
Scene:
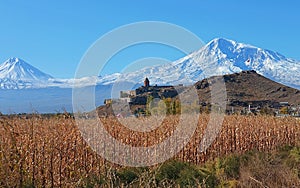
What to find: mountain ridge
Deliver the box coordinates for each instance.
[0,38,299,89]
[96,37,300,89]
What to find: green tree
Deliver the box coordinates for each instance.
[163,97,172,115]
[174,99,181,114]
[280,106,289,114]
[146,95,154,116]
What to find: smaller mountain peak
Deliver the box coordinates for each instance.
[7,57,19,63]
[0,57,53,81]
[4,57,27,66]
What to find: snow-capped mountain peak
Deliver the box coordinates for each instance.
[203,38,286,62]
[0,38,300,90]
[206,38,236,50]
[0,57,53,81]
[97,38,300,89]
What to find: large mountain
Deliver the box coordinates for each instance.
[0,58,53,89]
[0,38,299,90]
[98,38,300,89]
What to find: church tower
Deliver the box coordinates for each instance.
[144,77,150,87]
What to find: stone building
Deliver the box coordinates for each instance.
[144,77,150,87]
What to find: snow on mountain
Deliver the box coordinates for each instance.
[1,38,300,90]
[0,58,53,89]
[0,58,105,89]
[0,58,53,81]
[97,38,300,89]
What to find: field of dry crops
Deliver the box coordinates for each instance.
[0,114,299,187]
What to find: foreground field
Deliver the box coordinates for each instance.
[0,114,299,187]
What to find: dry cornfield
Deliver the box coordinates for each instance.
[0,114,299,187]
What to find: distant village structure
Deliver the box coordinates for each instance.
[226,101,300,117]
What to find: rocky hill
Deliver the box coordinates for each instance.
[195,70,300,109]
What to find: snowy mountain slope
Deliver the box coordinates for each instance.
[0,38,299,90]
[97,38,300,89]
[0,58,53,81]
[0,58,54,89]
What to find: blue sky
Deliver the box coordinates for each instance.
[0,0,299,78]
